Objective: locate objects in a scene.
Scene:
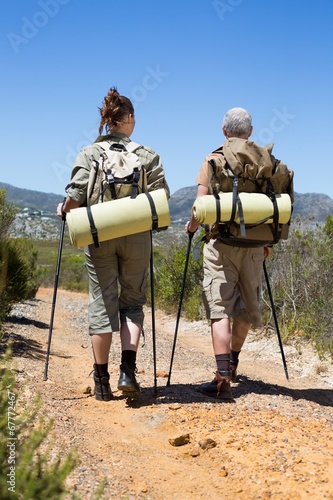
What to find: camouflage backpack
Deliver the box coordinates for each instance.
[87,141,147,206]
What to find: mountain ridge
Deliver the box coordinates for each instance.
[1,181,333,225]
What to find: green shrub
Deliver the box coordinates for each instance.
[0,350,78,500]
[36,245,88,293]
[59,253,88,293]
[0,189,39,331]
[0,238,39,324]
[0,189,17,240]
[152,217,333,356]
[154,233,204,320]
[263,216,333,356]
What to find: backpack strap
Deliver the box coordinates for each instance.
[86,206,100,248]
[208,159,221,224]
[266,180,281,244]
[131,167,141,199]
[209,157,246,237]
[105,167,117,200]
[145,192,159,230]
[231,176,246,238]
[123,142,143,199]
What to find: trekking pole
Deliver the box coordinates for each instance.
[263,260,289,381]
[150,231,158,396]
[167,232,194,386]
[43,213,66,381]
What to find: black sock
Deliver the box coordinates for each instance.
[121,350,137,368]
[230,350,241,366]
[215,353,230,373]
[94,363,109,378]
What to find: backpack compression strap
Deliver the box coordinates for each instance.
[209,158,246,236]
[231,176,246,238]
[86,191,159,249]
[145,192,159,231]
[86,206,101,248]
[208,159,221,224]
[131,167,141,199]
[106,166,117,200]
[266,180,281,243]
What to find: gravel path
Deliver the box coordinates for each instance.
[2,288,333,499]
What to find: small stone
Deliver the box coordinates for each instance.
[169,433,191,447]
[190,447,201,457]
[168,404,182,410]
[199,438,217,450]
[81,385,92,395]
[219,467,228,477]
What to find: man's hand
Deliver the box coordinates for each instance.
[185,221,197,235]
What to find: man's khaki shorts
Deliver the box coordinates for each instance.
[202,239,264,327]
[84,231,150,335]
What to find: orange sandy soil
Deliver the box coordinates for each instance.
[3,288,333,499]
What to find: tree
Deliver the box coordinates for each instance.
[0,189,17,240]
[0,190,39,329]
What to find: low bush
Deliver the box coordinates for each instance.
[0,350,78,499]
[0,238,39,325]
[154,233,204,321]
[262,216,333,356]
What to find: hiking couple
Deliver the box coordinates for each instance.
[57,88,293,402]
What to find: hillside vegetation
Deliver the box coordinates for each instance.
[0,185,333,357]
[2,181,333,224]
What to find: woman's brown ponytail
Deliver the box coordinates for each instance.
[98,87,134,134]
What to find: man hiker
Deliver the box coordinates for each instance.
[185,107,293,401]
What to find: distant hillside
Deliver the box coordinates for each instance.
[291,192,333,222]
[169,186,333,223]
[1,182,332,241]
[0,182,61,214]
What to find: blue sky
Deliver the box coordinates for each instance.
[1,0,333,199]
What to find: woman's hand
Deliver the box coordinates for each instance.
[56,197,80,218]
[56,200,66,218]
[264,246,272,259]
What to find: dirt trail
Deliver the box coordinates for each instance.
[3,288,333,499]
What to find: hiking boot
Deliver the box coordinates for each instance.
[93,372,113,401]
[230,361,238,383]
[200,371,233,401]
[117,362,141,396]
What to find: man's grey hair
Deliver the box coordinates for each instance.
[223,107,252,137]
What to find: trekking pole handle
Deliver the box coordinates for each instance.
[61,198,67,221]
[185,221,197,237]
